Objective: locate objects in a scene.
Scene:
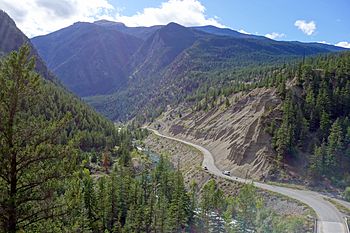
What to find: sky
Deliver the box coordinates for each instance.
[0,0,349,48]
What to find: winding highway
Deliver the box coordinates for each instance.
[148,128,349,233]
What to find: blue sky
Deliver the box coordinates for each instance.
[1,0,349,47]
[111,0,350,45]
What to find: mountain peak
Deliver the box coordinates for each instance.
[164,22,186,29]
[166,22,182,26]
[94,20,126,28]
[160,22,191,35]
[0,10,27,54]
[0,10,16,27]
[0,11,55,81]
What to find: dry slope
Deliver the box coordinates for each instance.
[152,87,281,179]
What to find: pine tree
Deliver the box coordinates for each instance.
[82,170,97,230]
[167,171,189,232]
[96,176,109,232]
[309,143,326,179]
[305,85,317,131]
[326,119,344,175]
[63,175,92,232]
[0,45,77,232]
[236,183,261,232]
[319,111,331,140]
[316,86,331,117]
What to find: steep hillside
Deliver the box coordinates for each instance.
[0,10,121,153]
[150,88,281,179]
[149,51,350,185]
[266,52,350,186]
[0,10,55,81]
[32,19,347,121]
[87,35,345,122]
[32,22,142,96]
[128,22,200,78]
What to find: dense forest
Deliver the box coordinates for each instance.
[0,45,128,232]
[0,45,307,233]
[269,52,350,186]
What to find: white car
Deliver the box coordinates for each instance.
[222,170,231,176]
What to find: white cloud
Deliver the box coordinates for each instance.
[238,29,251,35]
[317,41,330,45]
[0,0,115,37]
[294,20,316,36]
[265,32,286,40]
[335,41,350,48]
[0,0,225,37]
[115,0,225,28]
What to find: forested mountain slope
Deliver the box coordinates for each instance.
[267,52,350,186]
[0,42,305,233]
[32,22,142,96]
[0,10,123,154]
[153,51,350,185]
[0,11,135,232]
[0,10,320,233]
[32,20,347,121]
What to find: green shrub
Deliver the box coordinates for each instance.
[344,187,350,201]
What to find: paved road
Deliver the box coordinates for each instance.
[148,128,349,233]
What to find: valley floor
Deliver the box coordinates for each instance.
[144,132,314,232]
[146,128,350,233]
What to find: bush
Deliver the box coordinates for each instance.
[344,187,350,201]
[274,215,305,233]
[90,153,98,163]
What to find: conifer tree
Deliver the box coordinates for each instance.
[0,45,77,232]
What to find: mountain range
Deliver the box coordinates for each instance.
[2,8,350,233]
[30,19,347,121]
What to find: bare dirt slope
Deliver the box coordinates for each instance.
[151,87,281,179]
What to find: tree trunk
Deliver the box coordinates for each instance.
[8,152,17,233]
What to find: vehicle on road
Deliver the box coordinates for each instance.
[222,170,231,176]
[203,166,208,171]
[149,128,350,233]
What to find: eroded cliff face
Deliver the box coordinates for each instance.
[152,87,282,179]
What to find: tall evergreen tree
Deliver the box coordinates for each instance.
[326,119,344,175]
[0,45,77,232]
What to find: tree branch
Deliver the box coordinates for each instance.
[16,173,62,194]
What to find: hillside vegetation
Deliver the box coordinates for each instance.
[32,20,347,121]
[154,51,350,186]
[268,52,350,186]
[0,11,314,232]
[0,45,309,233]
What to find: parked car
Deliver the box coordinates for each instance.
[222,170,231,176]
